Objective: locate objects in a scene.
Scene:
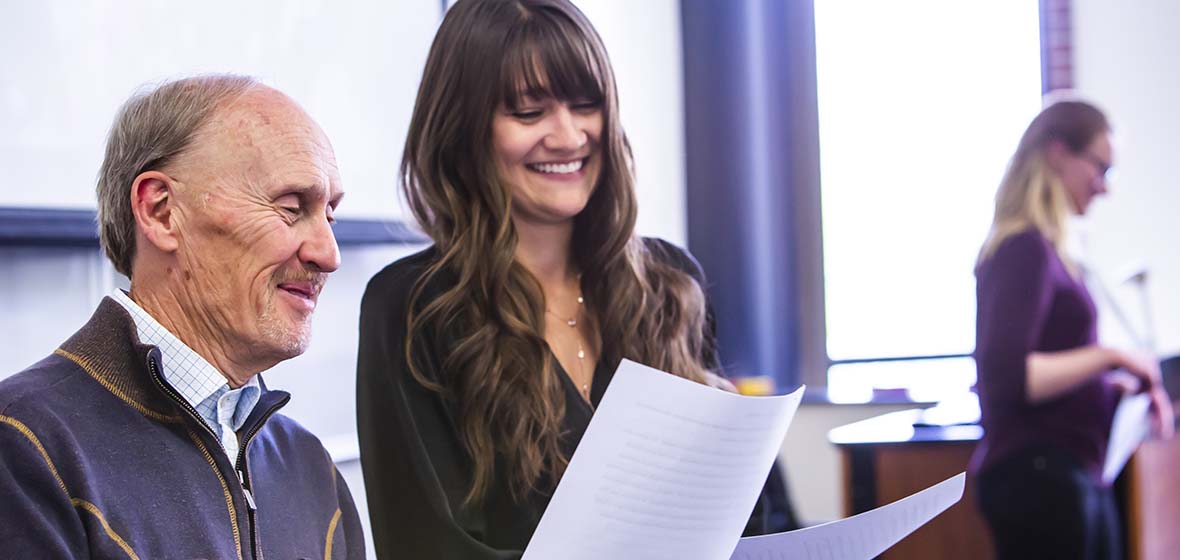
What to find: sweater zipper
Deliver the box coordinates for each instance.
[234,399,286,560]
[147,354,253,558]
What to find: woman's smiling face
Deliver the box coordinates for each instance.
[491,94,604,226]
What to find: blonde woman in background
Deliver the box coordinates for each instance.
[971,99,1172,560]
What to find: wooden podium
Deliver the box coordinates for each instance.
[829,410,992,559]
[1125,438,1180,560]
[830,409,1180,560]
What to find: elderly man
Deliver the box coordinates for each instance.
[0,75,364,558]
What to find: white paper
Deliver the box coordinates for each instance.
[522,359,805,560]
[729,473,966,560]
[1103,391,1152,484]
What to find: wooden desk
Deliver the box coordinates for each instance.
[1125,438,1180,560]
[830,409,1180,560]
[829,410,992,560]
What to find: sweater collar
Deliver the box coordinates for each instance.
[56,297,288,427]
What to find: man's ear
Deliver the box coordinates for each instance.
[130,171,180,253]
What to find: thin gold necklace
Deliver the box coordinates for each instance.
[546,294,590,399]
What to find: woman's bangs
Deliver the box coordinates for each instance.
[500,15,606,110]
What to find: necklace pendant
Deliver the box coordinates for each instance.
[567,318,577,327]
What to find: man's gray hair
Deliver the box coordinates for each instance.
[96,74,259,277]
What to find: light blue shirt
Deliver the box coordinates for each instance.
[112,290,261,462]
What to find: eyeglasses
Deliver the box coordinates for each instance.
[1080,153,1113,180]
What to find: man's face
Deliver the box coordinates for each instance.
[167,88,343,368]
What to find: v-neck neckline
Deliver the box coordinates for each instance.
[551,352,607,412]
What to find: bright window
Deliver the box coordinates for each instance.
[814,1,1044,402]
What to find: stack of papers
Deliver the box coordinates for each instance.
[523,360,963,560]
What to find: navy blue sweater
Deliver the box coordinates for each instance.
[0,298,365,559]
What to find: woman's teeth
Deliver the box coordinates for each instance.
[529,159,584,174]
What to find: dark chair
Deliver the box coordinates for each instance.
[763,459,802,532]
[1160,354,1180,403]
[743,459,802,536]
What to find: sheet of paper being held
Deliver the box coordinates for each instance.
[729,472,965,560]
[522,359,805,560]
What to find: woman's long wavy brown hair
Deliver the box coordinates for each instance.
[400,0,713,506]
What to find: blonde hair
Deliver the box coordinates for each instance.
[977,100,1109,272]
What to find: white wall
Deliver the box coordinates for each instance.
[1072,0,1180,357]
[0,248,115,373]
[0,0,687,243]
[0,1,440,221]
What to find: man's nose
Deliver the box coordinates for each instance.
[301,214,340,274]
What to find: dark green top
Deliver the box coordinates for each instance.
[356,239,765,559]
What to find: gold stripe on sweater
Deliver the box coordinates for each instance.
[54,348,180,423]
[0,414,68,494]
[1,415,139,559]
[186,430,243,560]
[324,507,343,560]
[73,499,140,559]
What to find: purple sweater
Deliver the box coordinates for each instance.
[971,229,1118,482]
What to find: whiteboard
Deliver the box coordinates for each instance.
[0,0,441,220]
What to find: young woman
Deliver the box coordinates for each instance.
[971,99,1172,560]
[356,1,757,557]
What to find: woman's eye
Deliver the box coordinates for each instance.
[571,100,601,112]
[513,109,543,120]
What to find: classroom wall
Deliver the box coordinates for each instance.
[1071,0,1180,358]
[0,1,439,221]
[0,0,685,243]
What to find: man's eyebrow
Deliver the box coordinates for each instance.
[287,183,345,210]
[278,182,323,196]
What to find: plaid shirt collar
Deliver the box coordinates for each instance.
[111,290,261,448]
